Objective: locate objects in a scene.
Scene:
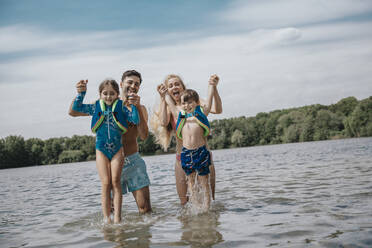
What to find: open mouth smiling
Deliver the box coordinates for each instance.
[127,87,137,94]
[172,90,180,98]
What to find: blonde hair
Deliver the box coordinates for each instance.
[150,74,186,151]
[163,74,185,90]
[150,109,173,151]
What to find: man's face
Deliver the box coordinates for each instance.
[120,75,141,97]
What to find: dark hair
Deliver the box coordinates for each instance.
[98,79,120,94]
[181,89,199,103]
[121,70,142,83]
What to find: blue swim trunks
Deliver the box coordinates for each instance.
[121,152,151,194]
[180,145,211,176]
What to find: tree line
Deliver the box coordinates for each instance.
[1,96,371,169]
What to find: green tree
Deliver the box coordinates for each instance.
[313,109,343,140]
[208,129,227,149]
[0,139,6,169]
[42,138,63,164]
[231,129,243,147]
[346,97,372,137]
[331,96,358,117]
[25,138,45,166]
[299,116,315,142]
[277,111,304,143]
[2,136,28,168]
[138,132,161,155]
[263,110,282,144]
[243,118,259,146]
[58,150,86,163]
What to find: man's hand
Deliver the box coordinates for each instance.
[127,93,141,107]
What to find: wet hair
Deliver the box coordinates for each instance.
[98,79,120,94]
[164,74,185,90]
[121,70,142,83]
[181,89,199,103]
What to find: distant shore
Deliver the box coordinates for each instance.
[1,95,371,169]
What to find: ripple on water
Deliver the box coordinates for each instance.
[2,138,372,247]
[261,197,296,205]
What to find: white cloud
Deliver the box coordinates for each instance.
[223,0,372,28]
[1,1,372,139]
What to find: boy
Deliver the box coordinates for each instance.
[174,85,214,211]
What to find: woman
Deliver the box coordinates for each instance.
[151,74,222,205]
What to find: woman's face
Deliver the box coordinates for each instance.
[166,77,185,103]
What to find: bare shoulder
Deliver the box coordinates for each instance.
[139,104,148,115]
[139,104,147,111]
[139,104,148,120]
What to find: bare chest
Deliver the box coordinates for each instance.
[182,117,204,135]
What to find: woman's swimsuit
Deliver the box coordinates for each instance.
[72,92,137,160]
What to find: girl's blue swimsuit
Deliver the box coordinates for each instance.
[72,92,137,160]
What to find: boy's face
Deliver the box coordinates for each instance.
[100,85,118,106]
[181,96,198,113]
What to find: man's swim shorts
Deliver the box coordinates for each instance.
[121,152,151,194]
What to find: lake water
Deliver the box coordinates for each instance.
[1,138,372,248]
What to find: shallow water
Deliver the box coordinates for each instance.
[1,137,372,248]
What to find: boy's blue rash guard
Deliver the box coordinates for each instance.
[72,91,138,160]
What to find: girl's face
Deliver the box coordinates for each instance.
[166,77,185,103]
[100,85,119,106]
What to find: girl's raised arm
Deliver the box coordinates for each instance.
[69,79,94,116]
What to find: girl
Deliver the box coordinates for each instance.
[70,78,137,223]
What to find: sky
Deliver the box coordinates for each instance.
[1,0,372,139]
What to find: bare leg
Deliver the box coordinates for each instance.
[187,172,197,206]
[132,186,152,214]
[198,174,211,211]
[209,151,216,200]
[110,148,124,223]
[175,160,188,205]
[209,164,215,200]
[96,150,112,223]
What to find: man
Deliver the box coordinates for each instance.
[119,70,151,213]
[68,70,152,214]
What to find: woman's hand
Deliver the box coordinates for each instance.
[157,83,168,99]
[209,74,219,86]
